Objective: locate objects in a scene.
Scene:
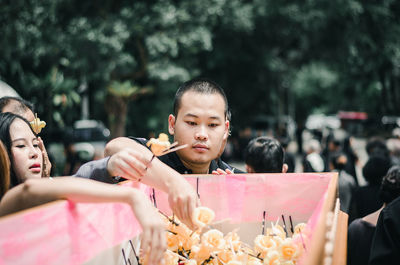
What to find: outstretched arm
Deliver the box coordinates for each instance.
[105,137,200,229]
[0,177,166,265]
[105,137,136,157]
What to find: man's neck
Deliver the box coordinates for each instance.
[180,159,211,174]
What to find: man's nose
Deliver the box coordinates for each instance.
[195,125,208,141]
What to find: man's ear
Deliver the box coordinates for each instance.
[168,114,176,135]
[282,163,288,173]
[223,120,230,140]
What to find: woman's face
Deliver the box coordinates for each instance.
[10,119,42,182]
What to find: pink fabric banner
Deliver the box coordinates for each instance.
[0,173,333,265]
[0,181,142,265]
[155,173,331,224]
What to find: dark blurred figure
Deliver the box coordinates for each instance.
[296,122,304,155]
[312,129,323,144]
[369,196,400,264]
[62,131,81,176]
[321,133,341,171]
[348,155,392,222]
[280,137,295,173]
[343,136,359,185]
[244,136,288,173]
[366,136,390,158]
[238,127,253,160]
[348,166,400,265]
[330,152,356,213]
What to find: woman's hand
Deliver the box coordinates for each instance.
[130,190,166,265]
[38,137,51,178]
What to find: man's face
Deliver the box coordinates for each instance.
[168,91,229,166]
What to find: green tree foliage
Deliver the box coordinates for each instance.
[1,0,400,138]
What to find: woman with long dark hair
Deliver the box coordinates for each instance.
[0,112,166,264]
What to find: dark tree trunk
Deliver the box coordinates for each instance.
[105,94,128,138]
[390,72,400,114]
[379,69,388,114]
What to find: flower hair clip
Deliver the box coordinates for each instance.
[30,113,46,134]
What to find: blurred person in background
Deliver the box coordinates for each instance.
[343,135,359,185]
[347,165,400,265]
[302,139,325,172]
[243,136,288,173]
[321,133,341,172]
[280,137,295,173]
[329,152,356,213]
[62,131,83,176]
[0,96,51,178]
[366,136,390,158]
[348,154,392,222]
[386,133,400,166]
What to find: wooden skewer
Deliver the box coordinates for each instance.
[229,239,236,256]
[167,141,179,149]
[241,250,263,261]
[196,177,200,199]
[167,250,188,261]
[129,240,140,265]
[262,211,266,235]
[152,188,157,208]
[299,230,307,251]
[158,210,180,226]
[211,254,226,265]
[160,144,188,156]
[35,113,38,131]
[289,215,294,234]
[122,249,129,265]
[157,141,178,155]
[282,215,288,237]
[166,229,177,235]
[181,249,190,259]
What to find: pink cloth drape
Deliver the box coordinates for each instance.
[0,173,333,265]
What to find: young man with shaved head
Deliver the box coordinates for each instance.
[105,78,238,175]
[75,78,239,228]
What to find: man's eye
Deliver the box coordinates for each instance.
[187,121,197,126]
[209,123,219,128]
[16,145,25,148]
[33,144,39,148]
